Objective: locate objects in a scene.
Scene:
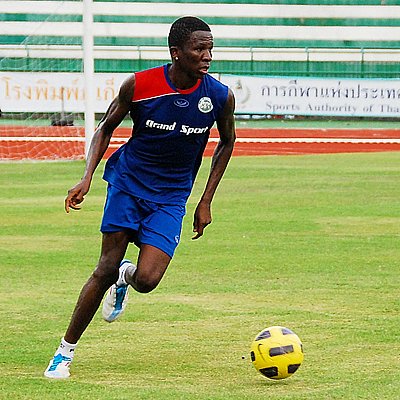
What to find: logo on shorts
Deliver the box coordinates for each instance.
[174,235,180,244]
[198,97,213,113]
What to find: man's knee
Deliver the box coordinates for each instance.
[94,231,130,286]
[92,258,120,287]
[134,273,160,293]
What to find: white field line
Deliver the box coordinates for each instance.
[208,138,400,143]
[2,137,400,145]
[1,137,86,142]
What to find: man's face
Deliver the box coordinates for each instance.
[178,31,213,79]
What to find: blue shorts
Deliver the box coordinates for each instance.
[100,184,186,258]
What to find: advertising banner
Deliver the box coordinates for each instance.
[0,72,128,113]
[1,71,400,118]
[220,74,400,118]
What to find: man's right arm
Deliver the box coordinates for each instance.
[65,74,136,213]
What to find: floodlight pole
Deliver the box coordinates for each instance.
[83,0,95,158]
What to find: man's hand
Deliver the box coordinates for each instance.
[63,75,134,214]
[65,180,91,213]
[192,200,212,240]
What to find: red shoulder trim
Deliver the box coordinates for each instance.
[132,66,175,102]
[177,79,201,94]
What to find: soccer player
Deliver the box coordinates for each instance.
[44,16,236,379]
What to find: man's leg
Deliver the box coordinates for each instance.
[127,244,172,293]
[102,243,172,323]
[44,231,130,378]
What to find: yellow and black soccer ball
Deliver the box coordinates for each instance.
[250,326,304,380]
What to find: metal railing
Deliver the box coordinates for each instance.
[1,44,400,78]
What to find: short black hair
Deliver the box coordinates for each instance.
[168,16,211,48]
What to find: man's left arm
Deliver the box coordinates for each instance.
[192,88,236,239]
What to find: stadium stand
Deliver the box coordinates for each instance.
[0,0,400,77]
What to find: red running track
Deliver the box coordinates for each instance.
[1,125,400,160]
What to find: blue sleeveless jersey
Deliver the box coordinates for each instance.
[103,64,229,205]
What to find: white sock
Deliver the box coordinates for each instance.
[56,337,77,359]
[117,261,136,286]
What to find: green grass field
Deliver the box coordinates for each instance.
[1,153,400,399]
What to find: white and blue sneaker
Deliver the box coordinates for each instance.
[102,259,135,323]
[44,353,72,379]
